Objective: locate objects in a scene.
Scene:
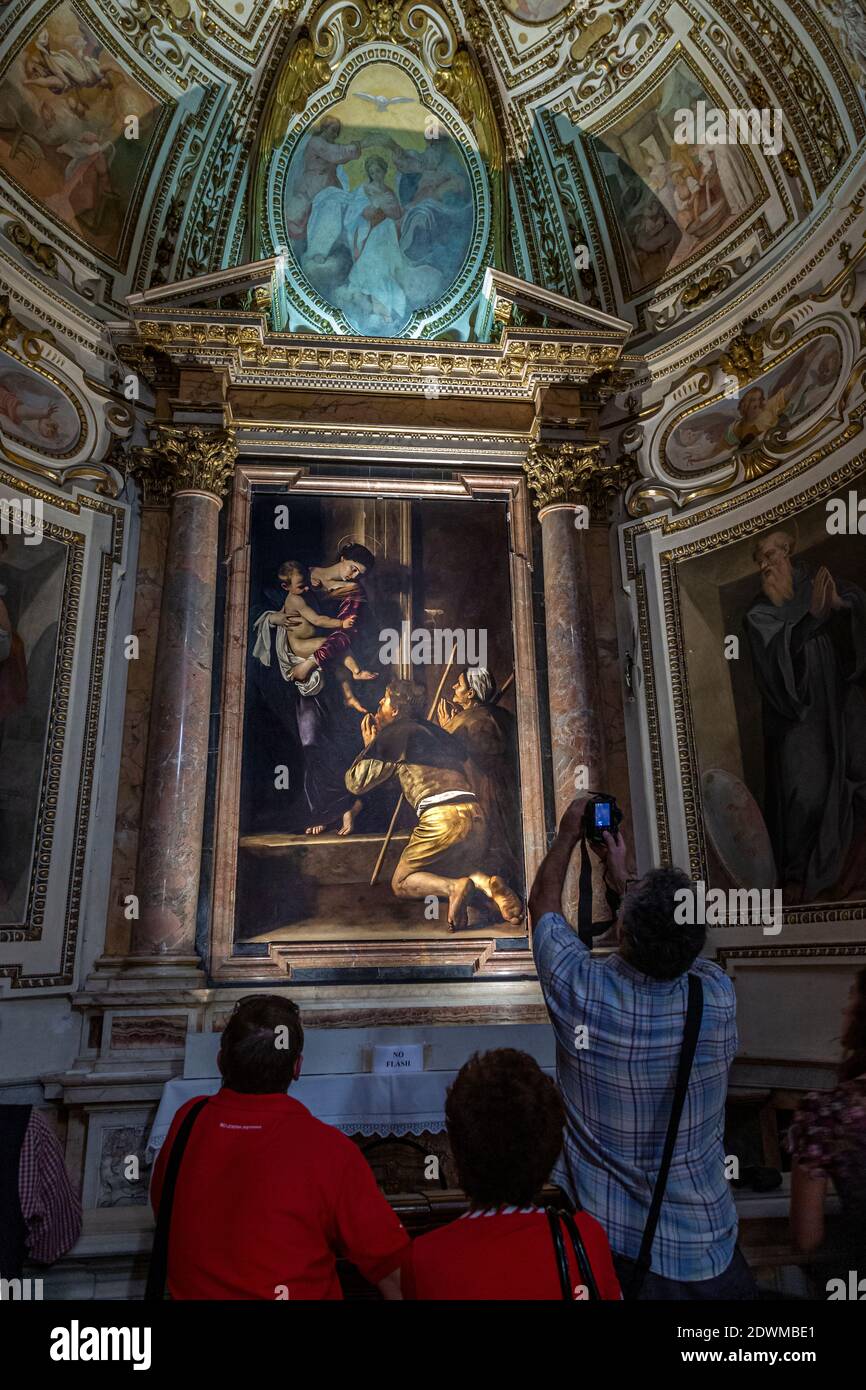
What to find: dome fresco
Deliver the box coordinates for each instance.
[0,0,861,348]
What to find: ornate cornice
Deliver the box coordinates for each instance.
[128,424,237,506]
[524,440,637,521]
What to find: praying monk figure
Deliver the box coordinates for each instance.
[744,530,866,902]
[345,678,523,931]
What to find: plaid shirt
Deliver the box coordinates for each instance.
[18,1109,82,1263]
[533,912,738,1282]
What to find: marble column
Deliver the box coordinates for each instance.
[524,441,629,917]
[131,425,237,955]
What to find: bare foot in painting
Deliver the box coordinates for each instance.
[488,876,523,925]
[337,808,357,836]
[305,823,326,836]
[342,693,368,714]
[447,876,473,931]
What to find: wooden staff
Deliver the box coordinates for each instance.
[370,647,458,886]
[492,671,515,705]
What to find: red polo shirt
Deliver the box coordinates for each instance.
[402,1205,622,1300]
[151,1089,409,1299]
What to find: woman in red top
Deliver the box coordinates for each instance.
[403,1048,621,1300]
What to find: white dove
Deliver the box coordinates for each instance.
[356,92,415,113]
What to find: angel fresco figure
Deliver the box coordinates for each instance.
[0,372,62,445]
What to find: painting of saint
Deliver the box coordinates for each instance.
[0,353,81,454]
[0,3,166,262]
[675,491,866,912]
[743,530,866,903]
[589,64,763,295]
[666,336,841,475]
[0,528,65,923]
[233,492,524,943]
[282,65,475,336]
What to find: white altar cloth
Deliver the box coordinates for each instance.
[147,1066,556,1157]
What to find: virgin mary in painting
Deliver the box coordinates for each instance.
[250,542,379,835]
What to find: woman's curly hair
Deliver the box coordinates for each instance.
[445,1049,565,1208]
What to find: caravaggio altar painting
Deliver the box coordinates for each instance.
[0,351,81,455]
[665,336,841,476]
[674,488,866,913]
[283,63,475,337]
[234,492,525,943]
[589,63,763,295]
[0,2,165,261]
[0,528,65,924]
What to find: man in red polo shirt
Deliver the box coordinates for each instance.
[150,994,409,1299]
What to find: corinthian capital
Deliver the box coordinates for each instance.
[129,424,237,506]
[524,440,636,521]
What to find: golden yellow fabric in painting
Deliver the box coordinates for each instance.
[395,802,487,879]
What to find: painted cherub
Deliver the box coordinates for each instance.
[274,560,376,709]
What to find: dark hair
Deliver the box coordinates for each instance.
[277,559,307,584]
[339,542,375,572]
[218,994,304,1094]
[620,866,705,981]
[840,967,866,1083]
[445,1049,565,1208]
[385,677,425,720]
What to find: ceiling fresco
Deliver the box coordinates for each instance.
[0,0,863,347]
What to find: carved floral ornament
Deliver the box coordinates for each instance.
[523,439,637,520]
[128,425,238,505]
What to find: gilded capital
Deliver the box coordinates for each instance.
[129,424,237,506]
[524,441,637,522]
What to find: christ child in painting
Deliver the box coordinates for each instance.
[275,560,376,708]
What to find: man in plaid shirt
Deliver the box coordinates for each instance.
[0,1106,82,1279]
[529,797,756,1299]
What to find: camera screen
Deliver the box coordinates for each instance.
[594,801,612,829]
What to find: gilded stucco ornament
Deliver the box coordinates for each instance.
[0,295,55,360]
[719,326,767,386]
[524,440,637,521]
[128,425,238,505]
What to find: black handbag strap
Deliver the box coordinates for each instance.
[626,973,703,1300]
[546,1208,599,1301]
[145,1097,209,1302]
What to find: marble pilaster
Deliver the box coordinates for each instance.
[129,426,236,956]
[524,440,633,917]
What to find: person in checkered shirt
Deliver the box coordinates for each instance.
[529,795,757,1300]
[0,1106,82,1280]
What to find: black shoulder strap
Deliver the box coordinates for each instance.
[626,973,703,1300]
[577,836,621,948]
[546,1208,600,1301]
[145,1098,209,1302]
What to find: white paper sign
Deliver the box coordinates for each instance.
[372,1044,424,1074]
